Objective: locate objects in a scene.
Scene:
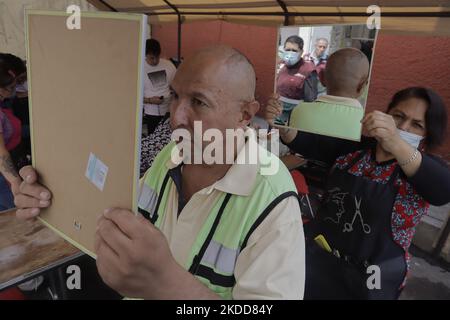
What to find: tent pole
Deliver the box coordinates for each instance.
[144,11,450,18]
[94,0,117,12]
[163,0,182,63]
[276,0,290,26]
[178,14,182,63]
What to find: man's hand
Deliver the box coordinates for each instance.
[95,208,173,298]
[10,178,22,197]
[96,208,220,299]
[15,166,52,220]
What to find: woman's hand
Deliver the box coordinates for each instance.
[361,111,405,154]
[362,110,422,176]
[14,166,52,220]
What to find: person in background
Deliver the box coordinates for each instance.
[143,39,176,135]
[140,113,172,177]
[310,48,369,110]
[265,86,450,299]
[275,35,317,125]
[272,48,369,175]
[0,53,30,169]
[304,38,329,96]
[0,54,23,210]
[305,38,329,66]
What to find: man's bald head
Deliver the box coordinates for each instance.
[178,45,256,102]
[170,45,260,137]
[324,48,370,98]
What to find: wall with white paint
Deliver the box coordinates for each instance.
[0,0,97,59]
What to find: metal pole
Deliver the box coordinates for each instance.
[143,11,450,18]
[276,0,289,26]
[163,1,182,63]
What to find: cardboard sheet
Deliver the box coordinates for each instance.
[26,10,147,256]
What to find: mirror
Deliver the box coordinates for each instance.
[274,24,378,141]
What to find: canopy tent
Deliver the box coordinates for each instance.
[87,1,449,30]
[86,0,450,59]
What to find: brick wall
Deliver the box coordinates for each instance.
[366,33,450,159]
[152,21,277,113]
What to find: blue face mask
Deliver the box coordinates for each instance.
[282,51,301,66]
[16,81,28,93]
[398,129,424,149]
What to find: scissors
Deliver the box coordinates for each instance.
[343,197,371,234]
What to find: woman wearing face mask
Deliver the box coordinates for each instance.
[275,35,317,125]
[0,53,30,169]
[0,55,23,210]
[265,87,450,299]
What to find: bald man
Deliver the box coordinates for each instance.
[265,47,370,144]
[323,48,369,100]
[14,45,304,300]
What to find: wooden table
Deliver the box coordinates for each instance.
[0,209,83,291]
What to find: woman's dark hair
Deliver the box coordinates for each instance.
[1,53,26,75]
[0,54,18,88]
[146,39,161,56]
[387,87,448,150]
[0,53,26,87]
[284,35,304,50]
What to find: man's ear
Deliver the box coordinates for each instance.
[357,75,369,95]
[240,100,260,126]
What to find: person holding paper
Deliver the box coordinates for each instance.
[140,113,172,177]
[265,86,450,299]
[143,39,176,135]
[14,45,305,300]
[275,35,317,125]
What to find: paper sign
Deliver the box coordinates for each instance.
[85,153,109,191]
